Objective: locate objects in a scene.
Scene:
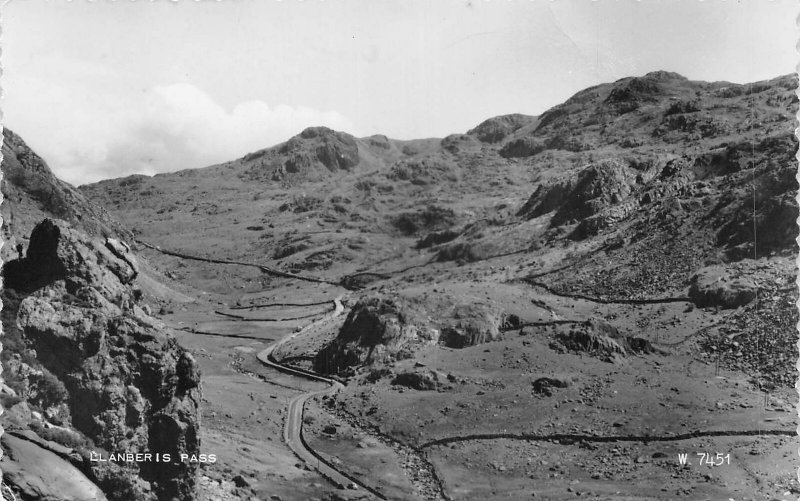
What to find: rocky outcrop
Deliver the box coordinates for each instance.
[550,320,657,362]
[240,126,361,182]
[531,376,574,396]
[467,114,535,144]
[3,219,201,501]
[314,296,437,374]
[277,127,360,177]
[519,160,638,228]
[688,265,758,309]
[438,304,505,349]
[391,205,457,236]
[391,370,445,391]
[602,74,669,113]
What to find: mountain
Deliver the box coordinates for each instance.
[59,71,800,499]
[81,71,798,296]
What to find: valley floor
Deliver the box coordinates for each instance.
[154,266,796,501]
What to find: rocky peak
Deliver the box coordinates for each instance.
[280,126,360,173]
[241,126,361,182]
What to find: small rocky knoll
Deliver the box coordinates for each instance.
[313,294,509,375]
[242,126,360,182]
[518,159,641,231]
[1,219,201,501]
[438,303,506,349]
[548,320,659,363]
[313,296,436,375]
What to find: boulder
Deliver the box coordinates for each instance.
[439,304,505,348]
[314,296,427,374]
[532,376,574,396]
[1,433,107,501]
[688,266,758,309]
[3,218,136,297]
[4,401,32,427]
[391,370,444,391]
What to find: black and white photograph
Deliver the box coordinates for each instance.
[0,1,797,500]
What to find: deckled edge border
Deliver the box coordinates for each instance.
[0,0,8,499]
[795,4,800,494]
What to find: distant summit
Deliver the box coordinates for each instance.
[239,126,361,182]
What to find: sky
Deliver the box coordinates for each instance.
[1,0,797,185]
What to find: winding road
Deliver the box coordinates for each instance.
[255,297,388,499]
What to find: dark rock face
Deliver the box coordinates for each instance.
[4,219,201,501]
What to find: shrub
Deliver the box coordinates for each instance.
[30,369,69,408]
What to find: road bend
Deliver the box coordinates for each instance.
[256,298,388,499]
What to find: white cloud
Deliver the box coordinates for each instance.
[5,79,355,185]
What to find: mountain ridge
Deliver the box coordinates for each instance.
[2,69,797,500]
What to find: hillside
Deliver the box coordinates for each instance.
[1,129,131,260]
[68,71,800,499]
[81,72,797,299]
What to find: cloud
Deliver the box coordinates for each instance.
[5,79,355,185]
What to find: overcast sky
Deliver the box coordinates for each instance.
[2,0,797,185]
